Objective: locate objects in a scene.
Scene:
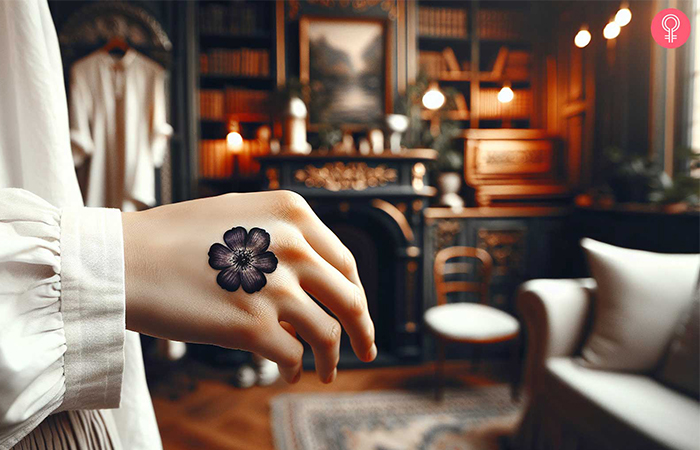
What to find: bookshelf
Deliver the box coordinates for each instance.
[196,0,277,190]
[417,1,539,129]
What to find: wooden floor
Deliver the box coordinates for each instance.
[151,361,508,450]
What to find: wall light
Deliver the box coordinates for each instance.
[226,131,243,153]
[497,84,514,103]
[422,83,445,110]
[574,27,592,48]
[615,3,632,27]
[603,20,621,39]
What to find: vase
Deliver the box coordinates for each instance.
[437,172,464,209]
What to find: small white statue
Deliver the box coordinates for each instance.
[386,114,409,154]
[284,97,311,154]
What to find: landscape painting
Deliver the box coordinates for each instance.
[300,17,389,125]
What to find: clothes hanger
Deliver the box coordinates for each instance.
[102,36,129,58]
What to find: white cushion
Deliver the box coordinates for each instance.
[580,238,700,371]
[424,303,519,341]
[547,357,700,450]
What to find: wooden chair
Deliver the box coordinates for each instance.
[424,246,520,400]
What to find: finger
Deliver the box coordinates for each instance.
[277,321,302,382]
[278,287,341,383]
[300,213,363,287]
[298,248,375,363]
[247,322,303,384]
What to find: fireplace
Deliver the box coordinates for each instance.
[259,150,437,366]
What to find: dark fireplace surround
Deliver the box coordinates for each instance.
[259,150,437,367]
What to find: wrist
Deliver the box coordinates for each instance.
[122,210,150,333]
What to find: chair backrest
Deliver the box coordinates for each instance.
[433,246,493,306]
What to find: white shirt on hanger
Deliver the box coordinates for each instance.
[69,48,173,211]
[0,0,162,448]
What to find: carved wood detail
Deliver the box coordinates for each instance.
[294,162,397,191]
[477,228,526,276]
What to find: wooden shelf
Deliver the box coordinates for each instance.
[418,35,470,43]
[200,74,272,81]
[436,72,530,83]
[200,31,271,40]
[421,110,470,121]
[200,113,271,123]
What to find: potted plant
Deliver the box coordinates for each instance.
[401,75,464,208]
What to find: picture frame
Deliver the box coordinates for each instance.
[299,16,393,127]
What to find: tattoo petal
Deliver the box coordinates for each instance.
[208,243,234,269]
[224,226,247,251]
[251,251,278,273]
[217,266,241,292]
[240,267,266,293]
[246,227,270,254]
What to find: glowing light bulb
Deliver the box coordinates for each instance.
[603,21,621,39]
[497,86,514,103]
[226,131,243,152]
[574,28,592,48]
[422,85,445,110]
[615,7,632,27]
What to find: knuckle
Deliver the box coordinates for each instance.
[277,235,313,263]
[347,286,366,318]
[279,345,303,368]
[342,247,358,275]
[321,320,342,350]
[276,190,311,219]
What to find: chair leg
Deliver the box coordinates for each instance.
[510,335,521,401]
[434,339,445,401]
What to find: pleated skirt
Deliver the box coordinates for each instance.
[13,410,119,450]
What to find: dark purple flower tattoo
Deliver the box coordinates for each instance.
[208,227,278,293]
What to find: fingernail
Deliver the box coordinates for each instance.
[366,343,377,362]
[292,368,301,384]
[325,368,337,384]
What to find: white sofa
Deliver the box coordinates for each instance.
[513,278,700,450]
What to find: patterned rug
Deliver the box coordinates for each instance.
[271,385,522,450]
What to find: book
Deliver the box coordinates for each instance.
[419,6,467,38]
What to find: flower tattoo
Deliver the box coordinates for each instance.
[208,227,278,293]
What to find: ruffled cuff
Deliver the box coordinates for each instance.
[58,205,125,411]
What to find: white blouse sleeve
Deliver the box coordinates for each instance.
[0,188,125,448]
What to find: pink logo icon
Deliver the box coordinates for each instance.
[651,8,690,48]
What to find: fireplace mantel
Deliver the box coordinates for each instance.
[258,149,437,198]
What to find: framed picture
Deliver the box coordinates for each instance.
[300,16,392,126]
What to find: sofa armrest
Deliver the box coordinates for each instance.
[517,278,595,394]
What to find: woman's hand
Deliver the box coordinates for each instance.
[122,191,376,384]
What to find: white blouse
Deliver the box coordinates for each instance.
[0,1,161,448]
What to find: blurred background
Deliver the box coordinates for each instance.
[47,1,699,449]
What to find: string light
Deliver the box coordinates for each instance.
[603,20,621,39]
[497,84,514,103]
[615,3,632,27]
[422,83,445,110]
[574,27,592,48]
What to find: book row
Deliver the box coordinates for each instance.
[419,6,468,38]
[199,3,268,36]
[479,88,532,119]
[199,89,271,120]
[199,139,269,178]
[200,48,270,77]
